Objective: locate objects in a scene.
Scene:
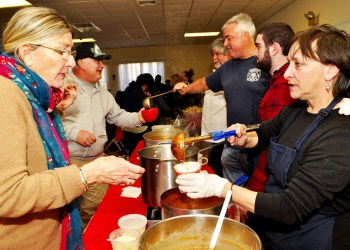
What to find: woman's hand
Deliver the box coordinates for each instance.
[57,84,77,110]
[81,156,145,186]
[226,123,249,147]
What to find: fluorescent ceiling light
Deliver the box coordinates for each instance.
[72,22,101,33]
[0,0,32,8]
[137,0,156,6]
[184,32,220,37]
[73,38,96,43]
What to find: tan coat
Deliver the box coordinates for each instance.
[0,76,85,250]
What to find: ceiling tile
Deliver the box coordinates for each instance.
[0,0,296,48]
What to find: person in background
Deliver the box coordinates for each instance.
[117,73,153,155]
[115,80,137,109]
[174,13,269,183]
[171,73,182,86]
[143,73,156,95]
[0,6,145,250]
[155,74,167,91]
[181,68,204,111]
[201,38,230,176]
[62,42,146,230]
[182,68,194,83]
[176,24,350,250]
[158,74,175,121]
[141,73,173,121]
[168,73,184,118]
[155,74,162,84]
[122,73,150,112]
[245,22,296,192]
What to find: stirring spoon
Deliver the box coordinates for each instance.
[209,190,232,249]
[209,175,248,249]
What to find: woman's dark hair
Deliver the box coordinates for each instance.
[183,68,194,83]
[289,24,350,97]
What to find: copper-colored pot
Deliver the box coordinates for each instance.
[160,188,224,219]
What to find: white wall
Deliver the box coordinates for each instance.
[258,0,350,32]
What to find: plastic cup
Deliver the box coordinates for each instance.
[174,161,202,176]
[118,214,148,234]
[108,228,140,250]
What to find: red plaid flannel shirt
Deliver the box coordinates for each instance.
[247,63,296,192]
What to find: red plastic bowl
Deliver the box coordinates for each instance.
[142,108,159,123]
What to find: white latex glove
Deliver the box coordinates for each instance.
[338,98,350,115]
[175,172,228,199]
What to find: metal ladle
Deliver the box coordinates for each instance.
[171,124,261,161]
[143,90,174,109]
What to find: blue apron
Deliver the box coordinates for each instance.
[264,98,341,250]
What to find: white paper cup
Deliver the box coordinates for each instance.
[109,228,140,250]
[118,214,147,234]
[174,161,202,176]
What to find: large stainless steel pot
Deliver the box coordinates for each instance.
[143,128,184,147]
[160,188,224,219]
[139,214,261,250]
[138,144,199,207]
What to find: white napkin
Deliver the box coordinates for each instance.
[121,186,141,198]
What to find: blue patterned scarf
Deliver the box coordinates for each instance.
[0,52,84,250]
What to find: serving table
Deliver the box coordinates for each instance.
[83,140,213,250]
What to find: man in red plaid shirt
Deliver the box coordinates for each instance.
[246,23,296,192]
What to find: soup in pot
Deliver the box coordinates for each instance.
[162,189,223,209]
[147,224,250,250]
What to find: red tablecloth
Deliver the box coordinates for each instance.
[83,140,213,250]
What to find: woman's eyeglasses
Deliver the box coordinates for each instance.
[30,44,76,60]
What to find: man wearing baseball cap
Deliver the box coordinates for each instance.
[74,42,112,61]
[62,42,146,229]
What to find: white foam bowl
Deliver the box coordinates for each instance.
[174,161,201,175]
[118,214,147,234]
[109,228,140,250]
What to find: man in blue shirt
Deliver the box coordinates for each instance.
[174,13,269,183]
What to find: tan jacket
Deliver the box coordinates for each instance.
[0,76,85,250]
